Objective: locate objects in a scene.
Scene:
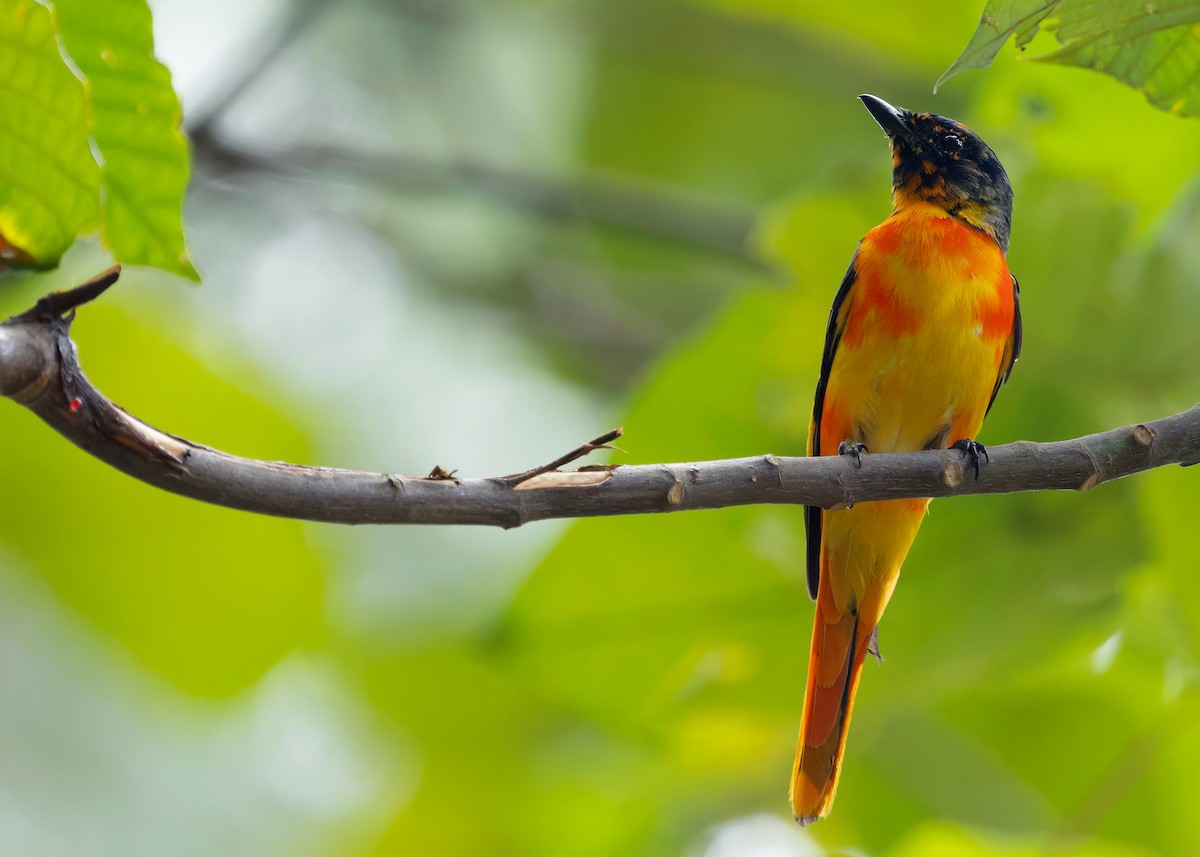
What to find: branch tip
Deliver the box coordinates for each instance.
[4,265,122,326]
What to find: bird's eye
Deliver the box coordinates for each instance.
[944,134,963,150]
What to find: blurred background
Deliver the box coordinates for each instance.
[1,0,1199,854]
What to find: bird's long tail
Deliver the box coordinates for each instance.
[789,585,875,825]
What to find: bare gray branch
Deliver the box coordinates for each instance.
[3,270,1197,528]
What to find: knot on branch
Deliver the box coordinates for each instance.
[941,459,966,489]
[0,325,56,400]
[1131,424,1156,448]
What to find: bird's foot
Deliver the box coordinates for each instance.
[950,438,989,480]
[838,439,869,468]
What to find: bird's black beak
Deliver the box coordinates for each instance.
[859,94,914,140]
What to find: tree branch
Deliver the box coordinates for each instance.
[185,0,331,137]
[2,270,1197,528]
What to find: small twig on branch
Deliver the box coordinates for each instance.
[1,270,1198,529]
[503,428,625,486]
[6,266,122,325]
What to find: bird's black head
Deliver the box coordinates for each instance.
[859,94,1013,252]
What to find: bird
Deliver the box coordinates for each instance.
[789,94,1022,825]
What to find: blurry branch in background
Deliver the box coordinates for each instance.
[186,0,473,140]
[185,0,331,138]
[180,0,762,266]
[2,270,1197,529]
[191,128,763,266]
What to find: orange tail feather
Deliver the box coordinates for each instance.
[789,588,875,825]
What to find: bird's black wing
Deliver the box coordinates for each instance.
[985,273,1022,415]
[805,256,859,601]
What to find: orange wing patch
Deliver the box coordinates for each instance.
[841,269,921,347]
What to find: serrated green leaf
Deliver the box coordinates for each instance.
[53,0,197,278]
[939,0,1200,118]
[1037,2,1200,116]
[0,0,196,278]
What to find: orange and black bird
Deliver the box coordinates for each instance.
[789,95,1021,825]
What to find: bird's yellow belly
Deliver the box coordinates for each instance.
[837,309,997,453]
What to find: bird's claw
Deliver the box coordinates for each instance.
[838,440,869,468]
[950,438,989,479]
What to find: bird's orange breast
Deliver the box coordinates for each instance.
[819,202,1014,458]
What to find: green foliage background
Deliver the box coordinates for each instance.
[1,1,1199,855]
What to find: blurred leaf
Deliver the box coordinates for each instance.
[1139,452,1200,651]
[940,0,1200,117]
[689,0,983,72]
[943,472,1200,856]
[0,0,195,277]
[973,65,1200,229]
[0,300,324,696]
[582,2,979,205]
[886,820,1160,856]
[358,646,671,857]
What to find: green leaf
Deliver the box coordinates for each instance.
[1037,2,1200,116]
[936,1,1060,92]
[0,0,196,277]
[939,0,1200,118]
[0,0,100,268]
